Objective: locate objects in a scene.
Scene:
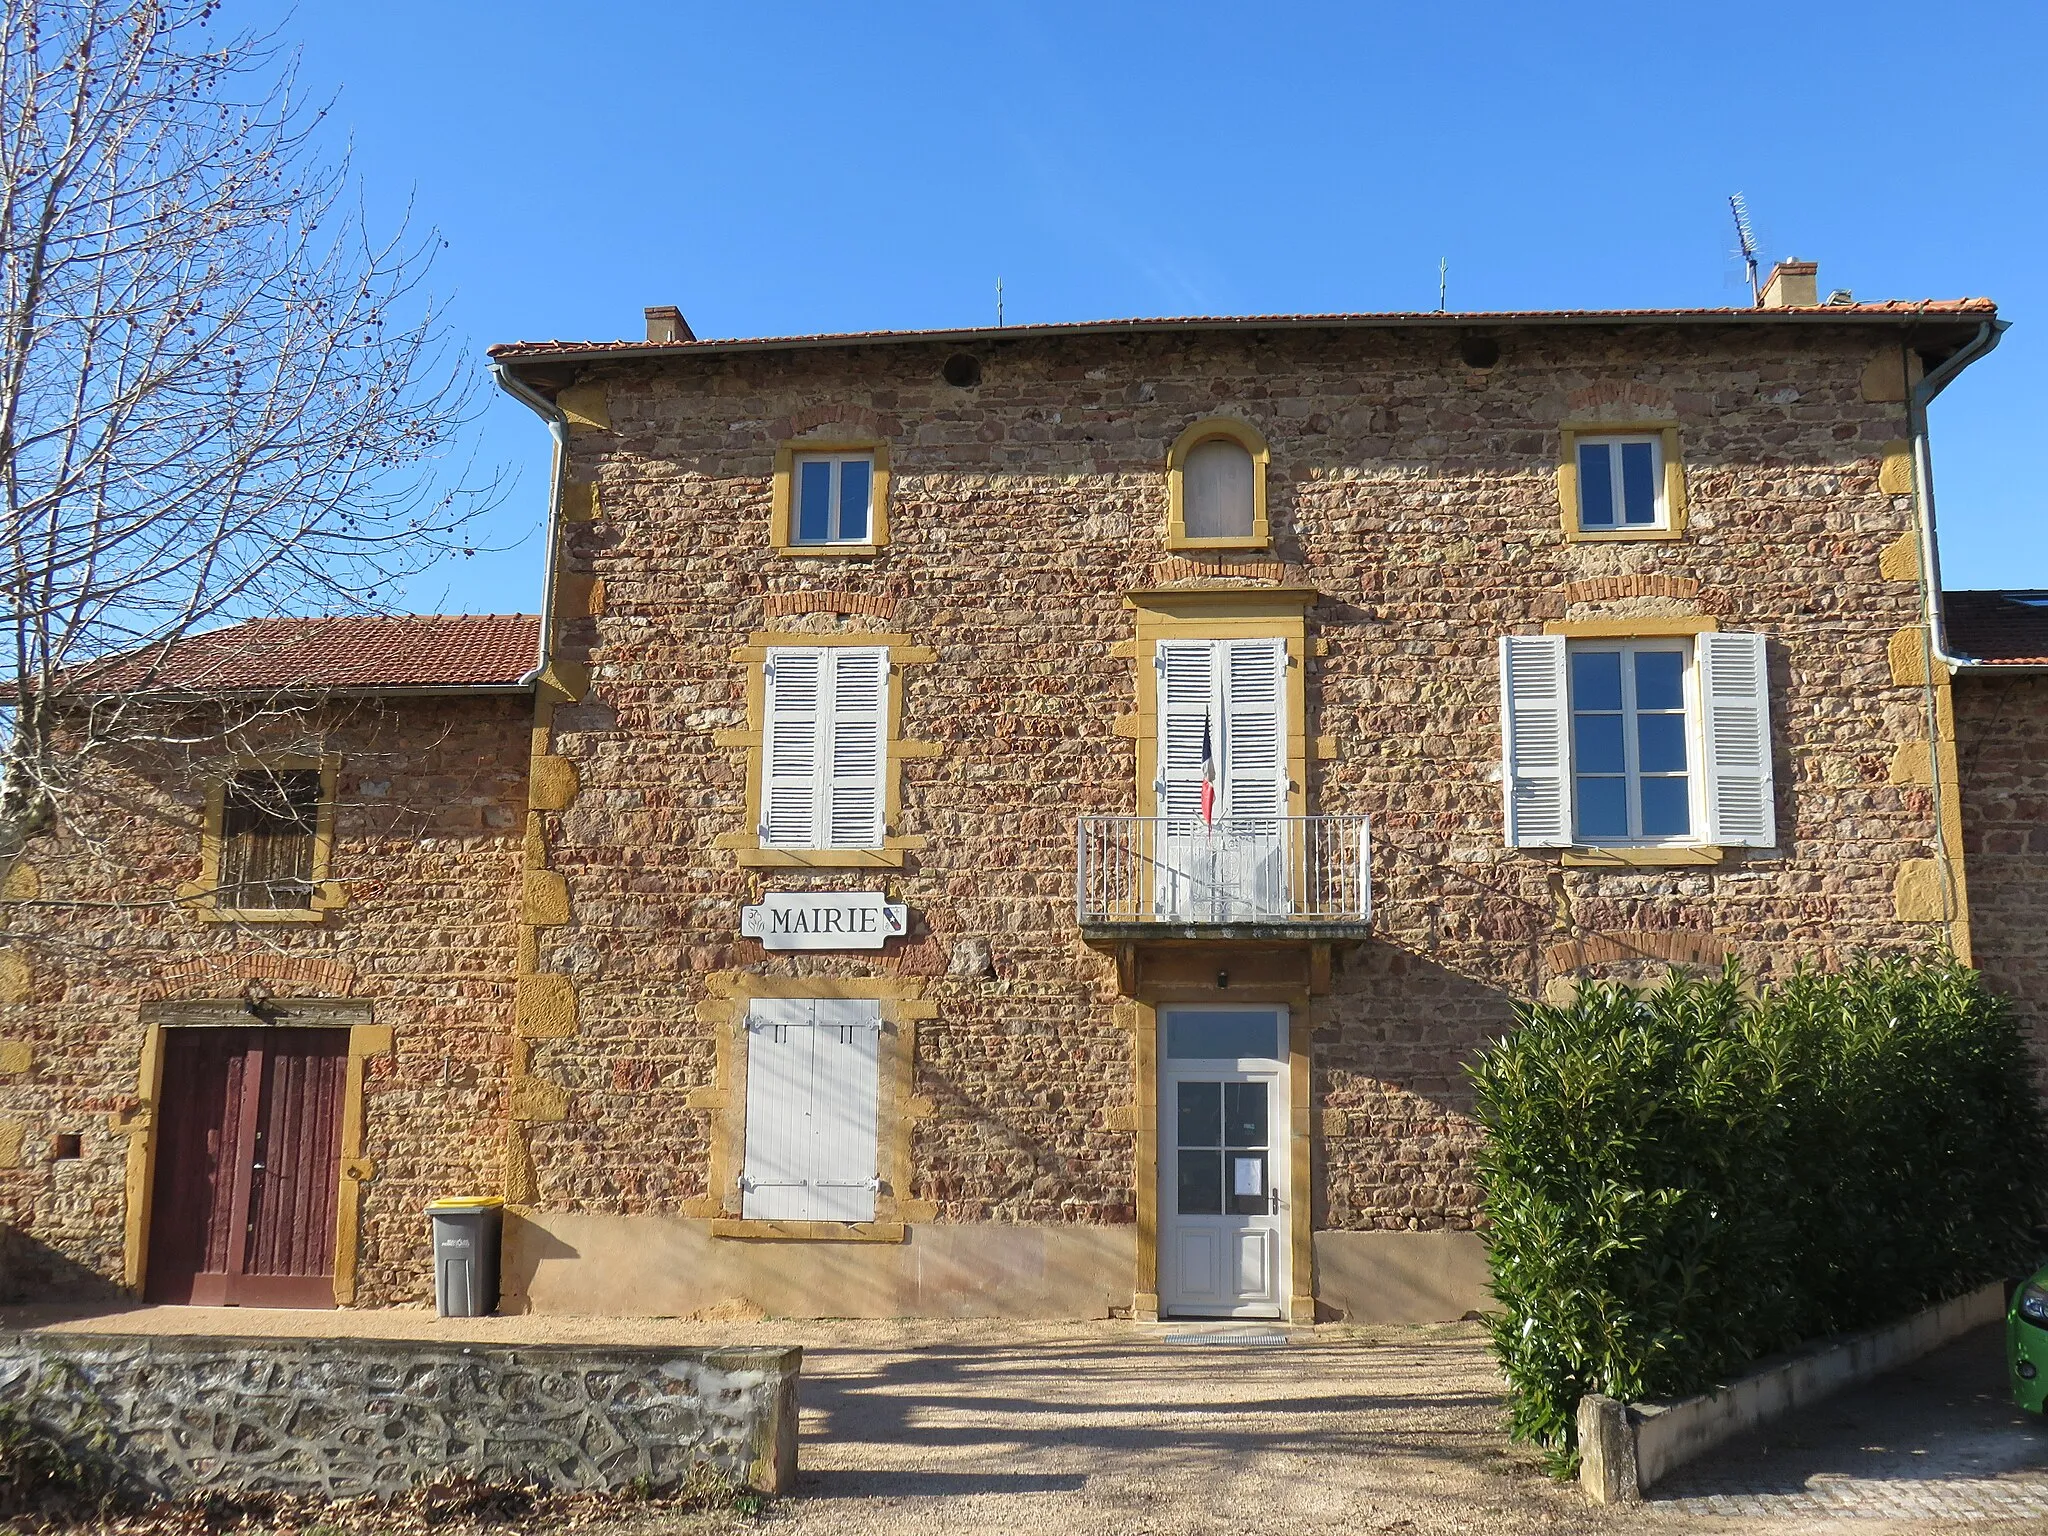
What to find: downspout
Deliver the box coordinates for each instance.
[1905,317,2009,957]
[491,363,570,687]
[1911,318,2009,670]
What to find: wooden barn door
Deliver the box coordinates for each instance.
[146,1027,346,1307]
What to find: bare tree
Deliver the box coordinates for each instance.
[0,0,486,884]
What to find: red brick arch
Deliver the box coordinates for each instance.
[140,953,357,1002]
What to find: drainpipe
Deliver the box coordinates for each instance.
[1904,317,2009,955]
[1910,318,2008,670]
[490,363,570,687]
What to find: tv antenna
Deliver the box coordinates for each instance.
[1437,256,1447,313]
[996,276,1004,328]
[1729,193,1761,305]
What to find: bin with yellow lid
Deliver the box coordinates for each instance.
[426,1196,503,1317]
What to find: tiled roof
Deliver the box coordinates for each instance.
[488,300,1999,362]
[1945,592,2048,667]
[72,615,541,694]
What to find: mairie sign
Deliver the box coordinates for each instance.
[741,892,908,951]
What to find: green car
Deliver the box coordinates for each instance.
[2010,1269,2048,1414]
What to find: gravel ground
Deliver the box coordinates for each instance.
[12,1306,2048,1534]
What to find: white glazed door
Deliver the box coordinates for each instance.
[1153,638,1290,921]
[1159,1007,1290,1318]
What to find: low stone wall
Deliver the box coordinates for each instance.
[0,1331,800,1500]
[1577,1282,2004,1503]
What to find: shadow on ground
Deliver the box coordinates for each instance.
[1650,1321,2048,1517]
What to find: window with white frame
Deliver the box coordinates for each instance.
[759,645,887,850]
[1499,632,1775,850]
[1575,435,1665,531]
[1569,644,1692,842]
[791,453,874,545]
[742,998,881,1222]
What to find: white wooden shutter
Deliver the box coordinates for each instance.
[760,649,822,848]
[741,998,880,1222]
[825,648,887,849]
[742,999,814,1219]
[1500,635,1573,847]
[1697,631,1776,847]
[807,999,881,1222]
[1156,641,1216,822]
[1221,638,1287,818]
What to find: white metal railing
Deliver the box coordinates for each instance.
[1076,815,1372,926]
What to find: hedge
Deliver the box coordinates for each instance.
[1470,954,2047,1474]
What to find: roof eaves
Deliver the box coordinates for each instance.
[487,302,2000,366]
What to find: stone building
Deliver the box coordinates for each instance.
[0,266,2029,1321]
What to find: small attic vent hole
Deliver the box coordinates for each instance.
[943,353,982,388]
[1459,336,1501,370]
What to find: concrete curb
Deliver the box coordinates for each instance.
[1576,1280,2006,1504]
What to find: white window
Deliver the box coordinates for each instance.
[741,998,880,1222]
[1576,435,1665,531]
[791,453,874,545]
[1182,438,1257,540]
[1499,632,1774,849]
[1154,637,1290,920]
[1155,637,1288,823]
[760,646,887,850]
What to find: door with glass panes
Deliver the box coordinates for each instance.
[1159,1006,1289,1317]
[1154,638,1289,922]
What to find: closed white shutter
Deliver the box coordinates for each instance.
[759,646,887,849]
[740,998,881,1223]
[825,649,887,849]
[761,649,822,848]
[742,999,814,1220]
[1500,635,1573,848]
[1221,638,1287,818]
[1697,631,1776,847]
[807,1000,881,1222]
[1156,641,1216,823]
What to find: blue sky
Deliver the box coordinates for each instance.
[253,1,2045,610]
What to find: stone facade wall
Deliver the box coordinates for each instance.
[0,316,1986,1321]
[1957,673,2048,1048]
[0,695,529,1304]
[515,320,1956,1289]
[0,1331,799,1497]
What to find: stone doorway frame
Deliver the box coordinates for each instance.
[120,997,388,1306]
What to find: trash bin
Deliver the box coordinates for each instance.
[427,1196,503,1317]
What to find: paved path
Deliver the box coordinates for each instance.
[770,1322,1581,1536]
[1646,1322,2048,1524]
[24,1304,2048,1531]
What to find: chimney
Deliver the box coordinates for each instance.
[644,305,695,344]
[1759,260,1819,309]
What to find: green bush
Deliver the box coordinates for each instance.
[1471,953,2048,1474]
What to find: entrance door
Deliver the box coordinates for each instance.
[146,1027,347,1307]
[1154,639,1291,923]
[1159,1006,1289,1318]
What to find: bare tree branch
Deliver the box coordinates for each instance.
[0,0,491,882]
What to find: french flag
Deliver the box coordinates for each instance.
[1200,715,1218,824]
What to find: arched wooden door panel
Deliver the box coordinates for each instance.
[145,1027,346,1307]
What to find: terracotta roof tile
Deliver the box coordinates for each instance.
[488,300,1999,362]
[75,615,540,694]
[1945,592,2048,667]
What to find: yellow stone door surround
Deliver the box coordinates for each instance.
[119,991,389,1307]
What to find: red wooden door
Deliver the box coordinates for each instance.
[146,1027,346,1308]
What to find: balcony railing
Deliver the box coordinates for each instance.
[1076,815,1372,932]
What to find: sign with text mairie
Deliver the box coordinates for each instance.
[741,892,908,951]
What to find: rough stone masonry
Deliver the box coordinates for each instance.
[0,300,2018,1322]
